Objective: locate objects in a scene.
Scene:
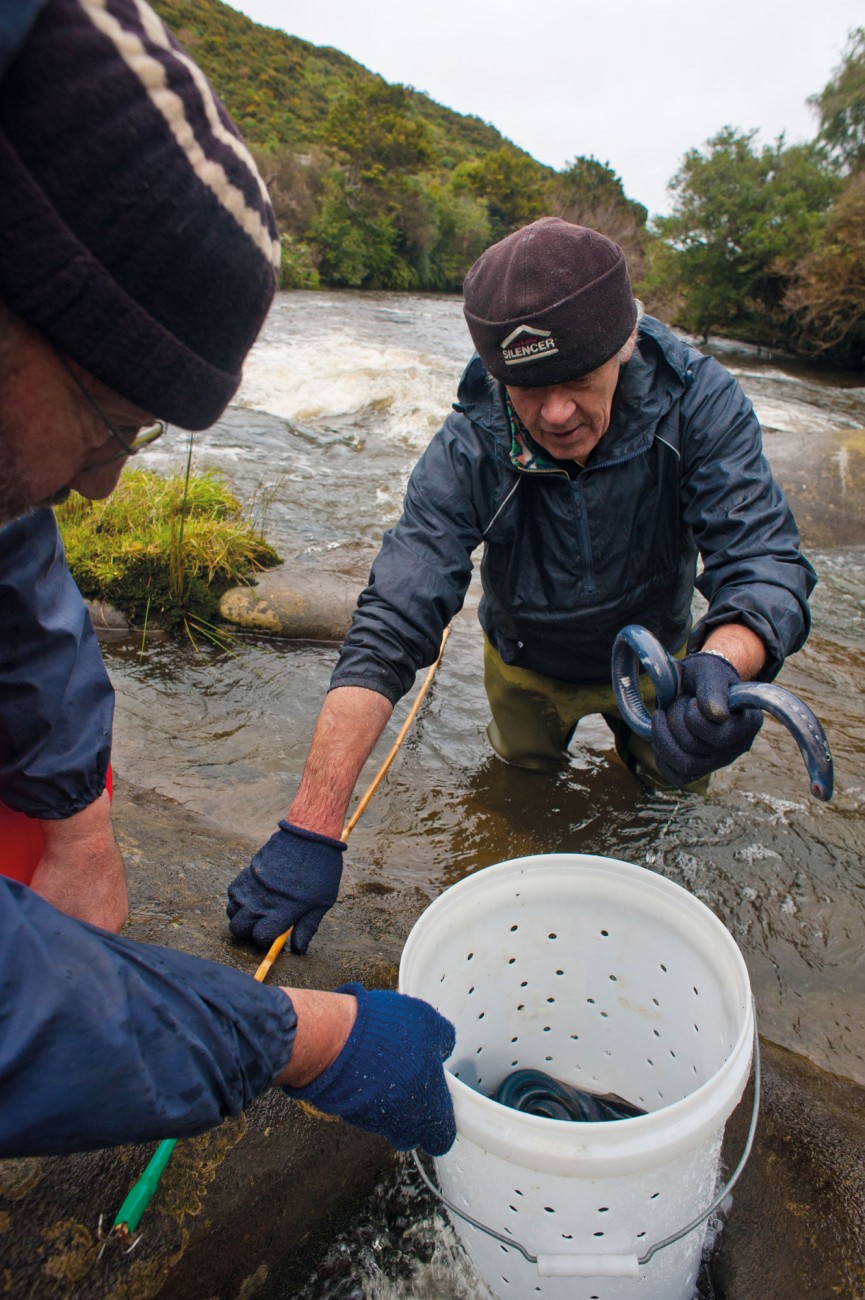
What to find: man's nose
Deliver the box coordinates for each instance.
[539,389,576,427]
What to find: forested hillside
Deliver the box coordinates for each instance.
[153,1,864,368]
[150,0,647,293]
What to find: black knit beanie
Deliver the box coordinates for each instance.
[0,0,280,428]
[463,217,636,386]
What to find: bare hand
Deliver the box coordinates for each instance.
[30,790,128,932]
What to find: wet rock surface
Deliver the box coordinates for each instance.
[219,551,376,642]
[1,780,863,1298]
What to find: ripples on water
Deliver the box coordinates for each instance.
[104,292,865,1297]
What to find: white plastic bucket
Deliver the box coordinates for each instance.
[399,854,754,1300]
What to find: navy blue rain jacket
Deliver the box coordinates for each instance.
[0,511,298,1155]
[0,877,297,1157]
[330,317,816,702]
[0,509,113,816]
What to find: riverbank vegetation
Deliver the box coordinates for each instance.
[152,0,863,367]
[57,468,281,641]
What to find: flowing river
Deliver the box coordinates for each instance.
[104,290,865,1298]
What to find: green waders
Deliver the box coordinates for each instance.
[483,634,699,789]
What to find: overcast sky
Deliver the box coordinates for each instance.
[226,0,861,218]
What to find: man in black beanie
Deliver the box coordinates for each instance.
[0,0,456,1163]
[227,216,816,956]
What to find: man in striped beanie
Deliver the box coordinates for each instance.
[0,0,457,1162]
[0,0,281,926]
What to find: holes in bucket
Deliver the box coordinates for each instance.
[546,996,556,1004]
[598,1206,609,1213]
[600,929,609,937]
[650,1191,660,1200]
[609,974,618,983]
[510,925,519,933]
[593,1231,605,1238]
[693,986,700,996]
[660,963,667,972]
[570,1032,580,1041]
[517,1004,525,1012]
[653,1029,660,1038]
[508,957,516,965]
[468,986,475,995]
[561,1233,573,1240]
[466,952,474,961]
[694,1023,701,1033]
[520,980,528,988]
[636,1231,646,1239]
[478,1011,485,1020]
[543,1206,555,1214]
[586,996,595,1004]
[652,997,660,1007]
[556,969,564,976]
[600,1011,609,1019]
[543,1025,551,1033]
[548,932,558,941]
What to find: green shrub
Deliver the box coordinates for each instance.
[57,468,281,640]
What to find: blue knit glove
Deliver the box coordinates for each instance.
[283,983,457,1156]
[650,652,762,786]
[226,820,346,954]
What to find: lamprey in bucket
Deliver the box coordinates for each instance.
[493,1068,647,1122]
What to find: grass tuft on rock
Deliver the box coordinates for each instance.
[57,468,281,640]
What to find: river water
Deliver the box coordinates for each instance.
[104,291,865,1297]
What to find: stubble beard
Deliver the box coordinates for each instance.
[0,436,71,527]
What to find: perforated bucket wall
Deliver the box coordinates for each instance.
[399,854,753,1300]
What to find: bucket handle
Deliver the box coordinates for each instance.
[411,1007,760,1280]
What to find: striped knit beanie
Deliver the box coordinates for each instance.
[463,217,636,387]
[0,0,280,428]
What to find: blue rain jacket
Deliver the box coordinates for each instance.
[0,9,298,1157]
[0,509,113,817]
[0,877,297,1156]
[331,316,816,701]
[0,512,298,1155]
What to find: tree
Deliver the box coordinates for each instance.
[551,157,647,279]
[784,170,865,365]
[809,27,865,173]
[651,128,839,340]
[424,184,492,289]
[322,80,433,182]
[452,147,550,239]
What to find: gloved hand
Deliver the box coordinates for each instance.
[650,651,762,787]
[226,820,346,954]
[283,982,457,1156]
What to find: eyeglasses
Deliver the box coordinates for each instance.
[59,353,167,470]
